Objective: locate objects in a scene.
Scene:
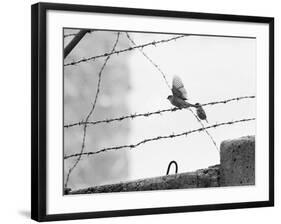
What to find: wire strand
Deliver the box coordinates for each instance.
[64,35,186,66]
[64,95,255,128]
[125,32,224,153]
[64,118,255,160]
[64,33,120,188]
[125,32,172,89]
[189,108,219,151]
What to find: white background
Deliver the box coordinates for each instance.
[0,0,279,223]
[47,10,268,214]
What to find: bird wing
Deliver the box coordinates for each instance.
[172,75,188,100]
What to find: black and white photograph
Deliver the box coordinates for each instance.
[30,2,274,222]
[63,28,256,195]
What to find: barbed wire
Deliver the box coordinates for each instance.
[63,30,256,187]
[64,32,120,188]
[201,95,255,107]
[64,118,255,160]
[125,32,172,89]
[188,108,219,151]
[64,95,255,128]
[125,32,220,152]
[64,35,186,67]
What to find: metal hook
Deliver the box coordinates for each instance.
[166,160,178,175]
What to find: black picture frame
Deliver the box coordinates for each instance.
[31,2,274,222]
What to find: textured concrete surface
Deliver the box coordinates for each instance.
[68,165,220,194]
[220,135,255,186]
[66,136,255,194]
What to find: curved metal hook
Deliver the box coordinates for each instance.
[166,160,178,175]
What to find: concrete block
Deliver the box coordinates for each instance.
[197,165,220,188]
[220,135,255,186]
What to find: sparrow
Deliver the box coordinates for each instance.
[195,103,208,123]
[167,75,196,109]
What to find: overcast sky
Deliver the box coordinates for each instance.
[126,32,256,180]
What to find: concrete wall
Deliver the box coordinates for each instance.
[220,136,255,186]
[67,135,255,194]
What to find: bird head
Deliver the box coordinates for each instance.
[195,103,201,108]
[167,95,173,101]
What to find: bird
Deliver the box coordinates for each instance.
[195,103,208,123]
[167,75,196,109]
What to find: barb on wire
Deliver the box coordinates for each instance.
[64,107,178,128]
[125,32,172,89]
[64,95,255,128]
[64,32,120,188]
[64,35,186,66]
[64,118,255,160]
[201,95,255,107]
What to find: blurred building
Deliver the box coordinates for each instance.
[64,30,131,189]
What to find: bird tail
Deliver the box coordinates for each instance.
[183,101,196,109]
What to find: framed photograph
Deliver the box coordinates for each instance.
[31,2,274,222]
